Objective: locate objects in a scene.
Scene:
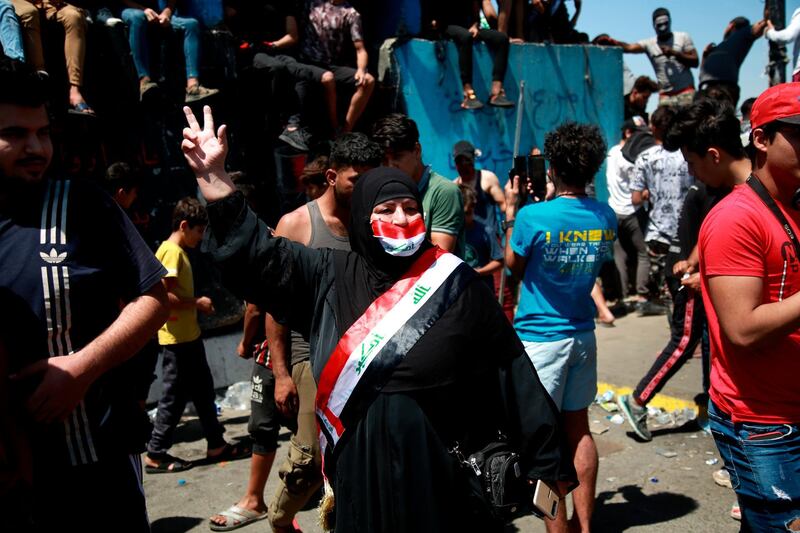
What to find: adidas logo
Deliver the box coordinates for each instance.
[252,375,263,385]
[40,247,67,264]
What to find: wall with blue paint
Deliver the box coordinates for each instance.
[392,40,623,202]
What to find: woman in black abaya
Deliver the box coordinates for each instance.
[181,106,575,532]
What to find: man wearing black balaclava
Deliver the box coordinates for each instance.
[605,8,699,108]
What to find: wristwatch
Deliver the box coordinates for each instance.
[502,219,515,232]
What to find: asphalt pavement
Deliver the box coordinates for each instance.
[144,312,740,533]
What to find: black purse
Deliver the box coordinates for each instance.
[450,434,526,520]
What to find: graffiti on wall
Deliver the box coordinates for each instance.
[393,40,623,201]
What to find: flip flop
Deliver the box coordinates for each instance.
[205,441,252,464]
[209,505,267,531]
[144,453,192,474]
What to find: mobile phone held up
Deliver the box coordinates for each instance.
[509,155,547,207]
[532,479,559,520]
[528,154,546,202]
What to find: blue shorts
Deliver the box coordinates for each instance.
[523,330,597,412]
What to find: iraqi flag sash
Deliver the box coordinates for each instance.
[315,246,472,457]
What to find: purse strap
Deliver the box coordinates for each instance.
[746,175,800,259]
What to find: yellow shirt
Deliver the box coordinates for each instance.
[156,240,201,345]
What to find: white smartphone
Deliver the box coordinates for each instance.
[532,480,559,520]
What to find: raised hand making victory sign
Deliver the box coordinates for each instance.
[181,105,234,202]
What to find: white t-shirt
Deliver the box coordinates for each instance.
[605,144,637,216]
[638,32,696,93]
[766,7,800,76]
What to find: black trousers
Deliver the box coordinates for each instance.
[250,53,302,125]
[147,338,225,456]
[614,210,649,297]
[444,25,510,85]
[633,277,709,405]
[30,453,150,532]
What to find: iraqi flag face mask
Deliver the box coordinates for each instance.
[371,217,427,257]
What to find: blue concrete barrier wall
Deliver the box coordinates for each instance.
[392,40,623,202]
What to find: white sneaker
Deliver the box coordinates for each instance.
[105,17,123,27]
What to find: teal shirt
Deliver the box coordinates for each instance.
[419,166,465,259]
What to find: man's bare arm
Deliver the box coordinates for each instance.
[476,259,503,277]
[431,232,458,252]
[266,206,310,416]
[272,15,298,49]
[238,303,263,358]
[266,314,296,417]
[483,171,507,212]
[503,176,527,278]
[12,283,169,423]
[708,275,800,348]
[664,46,698,68]
[163,277,214,314]
[482,0,497,25]
[354,40,369,86]
[606,39,646,53]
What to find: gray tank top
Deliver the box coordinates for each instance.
[307,200,351,251]
[289,201,351,364]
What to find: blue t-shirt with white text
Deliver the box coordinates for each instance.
[511,197,617,341]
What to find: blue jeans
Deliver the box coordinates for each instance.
[121,8,200,80]
[0,0,25,61]
[708,401,800,532]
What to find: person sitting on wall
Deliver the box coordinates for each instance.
[120,0,218,102]
[11,0,94,113]
[424,0,514,110]
[296,0,374,135]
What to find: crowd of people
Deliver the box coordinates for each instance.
[3,2,800,533]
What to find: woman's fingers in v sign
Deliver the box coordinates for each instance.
[182,126,198,146]
[183,105,201,132]
[203,105,215,133]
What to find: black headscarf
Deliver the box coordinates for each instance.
[333,167,431,332]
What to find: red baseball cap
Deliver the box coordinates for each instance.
[749,82,800,130]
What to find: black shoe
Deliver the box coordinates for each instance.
[489,93,515,108]
[637,300,667,316]
[279,125,311,152]
[462,90,484,110]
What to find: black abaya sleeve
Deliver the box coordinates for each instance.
[498,354,577,485]
[204,191,330,334]
[472,289,577,486]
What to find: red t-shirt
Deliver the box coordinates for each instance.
[699,184,800,424]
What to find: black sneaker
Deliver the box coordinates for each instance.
[637,300,667,316]
[462,91,484,110]
[489,93,515,108]
[279,125,311,152]
[617,394,652,441]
